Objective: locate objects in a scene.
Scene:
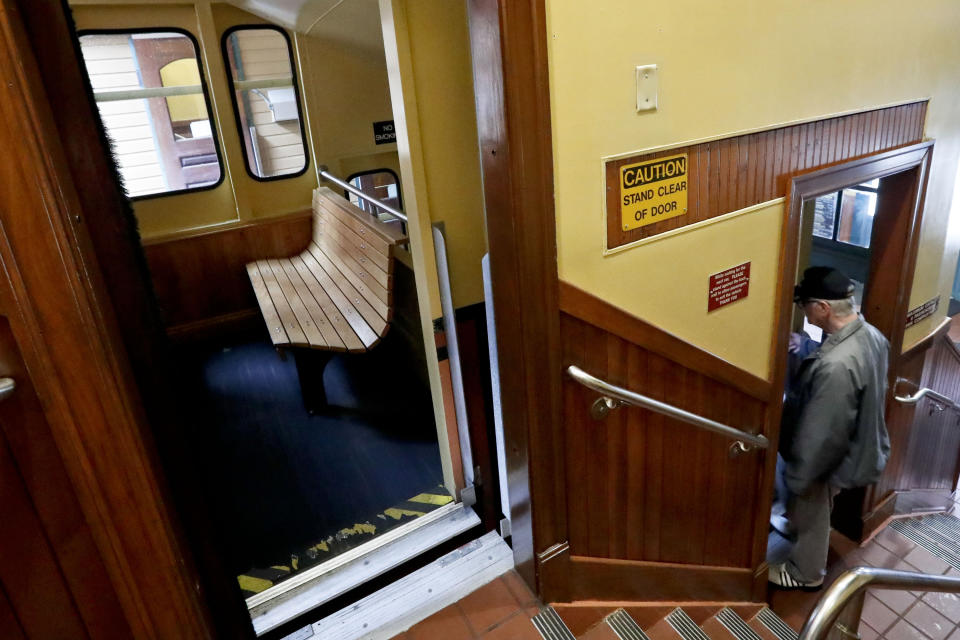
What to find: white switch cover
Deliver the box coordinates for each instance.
[636,64,658,112]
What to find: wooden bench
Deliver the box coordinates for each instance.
[246,186,407,410]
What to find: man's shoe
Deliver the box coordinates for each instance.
[768,563,824,591]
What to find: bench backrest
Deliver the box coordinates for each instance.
[310,187,407,322]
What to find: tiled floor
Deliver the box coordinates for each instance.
[390,571,542,639]
[771,521,960,640]
[393,514,960,640]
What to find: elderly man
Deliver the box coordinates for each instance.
[769,266,890,590]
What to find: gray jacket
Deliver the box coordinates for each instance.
[779,316,890,495]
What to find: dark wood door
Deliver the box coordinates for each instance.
[0,315,130,639]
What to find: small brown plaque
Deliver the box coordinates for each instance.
[708,262,751,312]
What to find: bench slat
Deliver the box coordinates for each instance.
[309,243,390,320]
[294,254,377,350]
[317,232,391,298]
[267,259,330,349]
[247,263,289,346]
[321,211,391,275]
[314,195,394,257]
[307,244,389,335]
[314,187,406,246]
[277,260,348,351]
[255,260,308,347]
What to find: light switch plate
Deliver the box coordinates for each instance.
[636,64,658,112]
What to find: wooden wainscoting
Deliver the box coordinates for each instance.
[866,319,960,529]
[555,283,775,601]
[606,101,927,250]
[142,212,312,337]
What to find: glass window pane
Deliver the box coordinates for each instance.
[347,170,402,215]
[837,188,877,248]
[223,27,308,180]
[812,192,838,239]
[78,32,222,198]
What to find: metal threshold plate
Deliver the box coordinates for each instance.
[252,502,479,635]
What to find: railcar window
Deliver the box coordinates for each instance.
[222,26,309,180]
[811,180,879,249]
[346,169,402,215]
[78,31,223,199]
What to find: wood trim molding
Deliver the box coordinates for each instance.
[558,281,772,401]
[0,2,214,637]
[564,555,755,603]
[467,0,565,591]
[901,316,952,357]
[140,209,312,246]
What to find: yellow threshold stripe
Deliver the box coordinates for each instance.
[408,493,453,506]
[384,507,426,520]
[238,575,273,594]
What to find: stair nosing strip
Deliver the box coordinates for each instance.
[757,608,798,640]
[890,520,960,569]
[909,519,960,556]
[607,609,650,640]
[532,606,576,640]
[667,608,711,640]
[717,608,764,640]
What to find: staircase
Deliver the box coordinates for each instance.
[531,603,797,640]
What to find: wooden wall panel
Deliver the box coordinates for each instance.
[561,312,767,567]
[873,325,960,505]
[142,212,312,331]
[606,101,927,250]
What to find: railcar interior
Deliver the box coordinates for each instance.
[4,1,960,640]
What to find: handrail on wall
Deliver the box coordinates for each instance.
[800,567,960,640]
[318,164,409,223]
[894,377,960,412]
[565,365,769,455]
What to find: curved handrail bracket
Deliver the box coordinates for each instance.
[799,567,960,640]
[566,365,769,450]
[894,377,958,412]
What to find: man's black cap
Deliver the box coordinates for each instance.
[794,266,855,302]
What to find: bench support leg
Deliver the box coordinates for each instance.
[293,350,332,414]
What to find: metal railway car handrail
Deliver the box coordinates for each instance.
[318,164,408,223]
[894,377,959,412]
[800,567,960,640]
[566,365,769,454]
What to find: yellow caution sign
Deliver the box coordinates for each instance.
[620,153,688,231]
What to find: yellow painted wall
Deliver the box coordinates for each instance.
[545,0,960,376]
[399,0,487,309]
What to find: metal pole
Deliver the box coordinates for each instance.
[318,165,408,222]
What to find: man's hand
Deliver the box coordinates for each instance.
[788,332,804,354]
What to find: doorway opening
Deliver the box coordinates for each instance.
[772,142,934,553]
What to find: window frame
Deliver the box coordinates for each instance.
[77,27,226,201]
[344,168,403,211]
[220,24,311,183]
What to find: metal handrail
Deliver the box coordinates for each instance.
[318,165,408,223]
[566,365,769,451]
[800,567,960,640]
[894,377,959,412]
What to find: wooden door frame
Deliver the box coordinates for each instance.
[777,141,935,538]
[466,0,564,592]
[0,1,233,637]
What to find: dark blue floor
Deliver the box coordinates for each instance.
[179,337,444,574]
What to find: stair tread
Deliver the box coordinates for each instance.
[533,606,577,640]
[753,608,798,640]
[701,617,738,640]
[716,608,765,640]
[647,617,685,640]
[666,608,711,640]
[606,609,651,640]
[580,621,621,640]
